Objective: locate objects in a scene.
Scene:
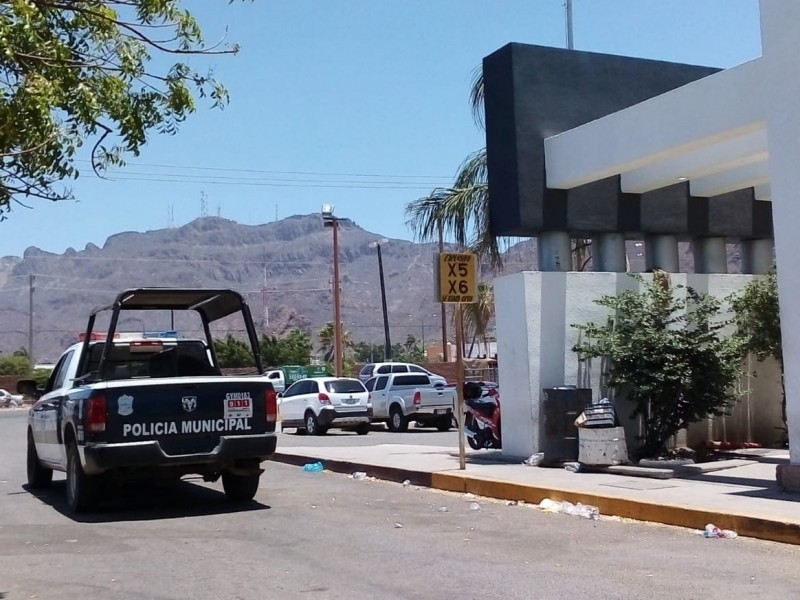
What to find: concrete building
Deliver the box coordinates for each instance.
[487,0,798,489]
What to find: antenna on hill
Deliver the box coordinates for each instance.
[200,191,208,217]
[217,202,221,218]
[275,204,278,222]
[167,204,174,228]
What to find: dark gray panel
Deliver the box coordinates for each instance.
[640,182,691,235]
[484,43,720,237]
[708,189,755,237]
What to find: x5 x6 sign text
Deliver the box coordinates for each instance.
[436,252,477,303]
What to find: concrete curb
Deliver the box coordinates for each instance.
[272,451,800,546]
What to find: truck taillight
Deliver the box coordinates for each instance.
[413,391,421,407]
[86,394,107,433]
[266,389,277,423]
[318,393,331,405]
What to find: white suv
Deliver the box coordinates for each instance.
[358,363,447,387]
[278,377,371,435]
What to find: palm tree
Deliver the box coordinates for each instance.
[405,69,504,271]
[462,282,494,357]
[317,322,352,364]
[405,67,593,272]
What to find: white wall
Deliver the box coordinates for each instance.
[495,271,783,458]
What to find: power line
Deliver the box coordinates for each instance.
[82,173,446,191]
[74,159,451,180]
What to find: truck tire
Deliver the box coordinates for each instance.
[27,430,52,489]
[66,440,97,513]
[436,417,451,432]
[222,472,260,502]
[355,422,370,435]
[388,406,409,433]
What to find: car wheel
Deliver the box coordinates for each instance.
[355,422,370,436]
[27,430,52,489]
[388,406,408,433]
[222,472,260,502]
[451,413,459,429]
[305,411,322,436]
[436,417,451,432]
[66,440,97,513]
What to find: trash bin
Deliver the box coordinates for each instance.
[541,387,591,463]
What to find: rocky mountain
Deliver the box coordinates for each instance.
[0,214,742,362]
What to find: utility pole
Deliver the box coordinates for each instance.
[28,274,34,364]
[566,0,574,50]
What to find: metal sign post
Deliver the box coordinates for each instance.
[455,302,466,470]
[434,251,477,471]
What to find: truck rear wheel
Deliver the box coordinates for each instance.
[388,406,408,433]
[66,440,97,512]
[436,417,451,432]
[222,472,260,502]
[27,430,52,489]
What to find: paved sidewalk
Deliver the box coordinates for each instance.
[272,442,800,545]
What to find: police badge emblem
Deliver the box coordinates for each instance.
[117,394,134,416]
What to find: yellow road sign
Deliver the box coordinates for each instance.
[438,252,477,304]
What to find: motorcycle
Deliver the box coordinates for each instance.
[463,381,501,450]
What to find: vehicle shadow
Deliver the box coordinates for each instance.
[24,478,270,523]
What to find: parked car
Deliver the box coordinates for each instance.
[0,388,24,407]
[358,362,447,387]
[366,373,457,432]
[265,369,286,393]
[278,377,371,435]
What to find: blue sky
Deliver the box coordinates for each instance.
[0,0,762,258]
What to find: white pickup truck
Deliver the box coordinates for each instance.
[365,373,456,432]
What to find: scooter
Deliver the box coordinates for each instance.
[463,381,501,450]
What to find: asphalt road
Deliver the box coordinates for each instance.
[277,422,458,448]
[2,409,799,600]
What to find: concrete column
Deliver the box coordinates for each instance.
[592,233,627,272]
[645,235,680,272]
[741,238,774,274]
[761,0,800,488]
[693,237,728,274]
[538,231,572,271]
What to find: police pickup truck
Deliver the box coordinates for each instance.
[365,372,457,432]
[20,288,278,512]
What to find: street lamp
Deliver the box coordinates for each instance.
[322,204,344,377]
[368,238,392,361]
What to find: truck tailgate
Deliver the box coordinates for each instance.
[99,377,273,455]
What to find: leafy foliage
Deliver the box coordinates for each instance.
[573,274,742,458]
[261,329,312,366]
[213,334,252,369]
[729,265,785,427]
[214,329,313,369]
[0,354,30,374]
[0,0,244,213]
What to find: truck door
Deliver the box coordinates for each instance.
[371,376,390,417]
[31,349,74,465]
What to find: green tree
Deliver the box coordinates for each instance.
[573,273,742,458]
[0,1,244,213]
[261,329,312,366]
[729,265,785,429]
[463,282,494,357]
[317,322,352,365]
[214,335,253,369]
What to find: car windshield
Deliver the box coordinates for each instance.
[324,379,365,394]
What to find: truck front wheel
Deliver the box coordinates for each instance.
[222,472,260,502]
[27,430,52,489]
[66,440,97,512]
